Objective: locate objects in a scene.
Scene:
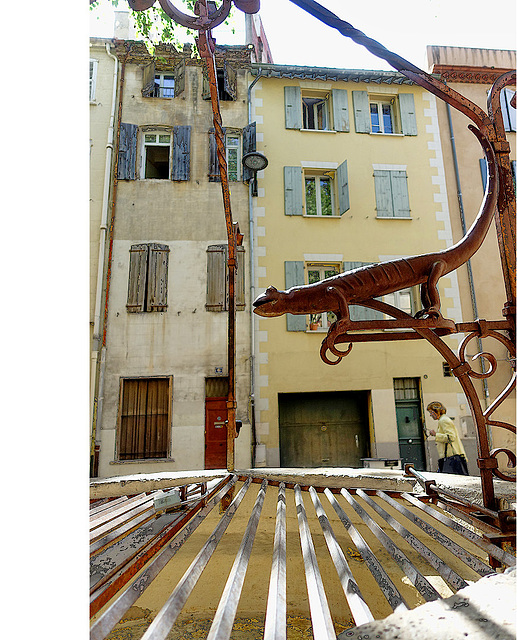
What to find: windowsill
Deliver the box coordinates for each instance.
[376,215,412,220]
[300,128,337,134]
[303,214,340,218]
[370,132,404,137]
[110,457,175,465]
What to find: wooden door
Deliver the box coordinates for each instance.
[279,391,370,468]
[205,397,228,469]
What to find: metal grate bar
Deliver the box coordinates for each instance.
[324,488,409,613]
[309,487,375,626]
[264,483,287,640]
[401,492,516,567]
[90,494,162,543]
[376,490,494,576]
[340,489,441,602]
[90,510,157,557]
[207,479,268,639]
[90,475,237,640]
[90,496,129,517]
[139,477,253,640]
[90,493,151,528]
[294,484,337,640]
[357,489,469,591]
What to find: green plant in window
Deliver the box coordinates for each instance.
[305,178,317,215]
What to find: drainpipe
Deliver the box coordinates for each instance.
[247,68,262,466]
[90,42,119,474]
[445,100,490,411]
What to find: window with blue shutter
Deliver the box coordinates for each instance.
[285,86,302,130]
[284,261,306,331]
[337,160,350,215]
[172,126,191,181]
[399,93,418,136]
[352,91,371,133]
[284,167,303,215]
[118,123,138,180]
[374,170,410,218]
[332,89,349,132]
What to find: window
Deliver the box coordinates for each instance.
[206,244,245,311]
[143,132,171,179]
[307,263,339,330]
[373,169,411,218]
[370,100,394,133]
[285,87,350,132]
[151,73,175,98]
[442,362,453,377]
[501,88,516,132]
[203,62,237,101]
[352,91,417,135]
[127,243,169,313]
[284,161,349,216]
[118,377,171,460]
[305,173,334,216]
[208,129,244,182]
[89,59,98,102]
[383,288,417,317]
[393,377,419,401]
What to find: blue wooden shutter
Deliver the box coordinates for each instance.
[337,160,350,215]
[391,171,410,217]
[285,261,306,331]
[242,122,256,183]
[172,126,191,181]
[352,91,371,133]
[118,123,138,180]
[174,58,185,97]
[479,158,488,191]
[284,166,303,215]
[342,261,383,321]
[332,89,349,132]
[285,86,302,130]
[373,170,393,217]
[399,93,417,136]
[147,244,169,312]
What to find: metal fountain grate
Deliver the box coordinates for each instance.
[90,474,515,640]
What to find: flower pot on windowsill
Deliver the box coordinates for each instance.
[309,323,320,331]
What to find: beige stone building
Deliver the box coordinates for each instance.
[427,47,515,473]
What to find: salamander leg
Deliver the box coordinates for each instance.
[324,286,353,358]
[415,260,446,319]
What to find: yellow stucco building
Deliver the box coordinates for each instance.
[249,63,494,473]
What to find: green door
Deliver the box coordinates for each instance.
[279,391,370,468]
[395,401,426,470]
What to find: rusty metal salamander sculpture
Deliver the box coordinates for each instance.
[253,126,498,346]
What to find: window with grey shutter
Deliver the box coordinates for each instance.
[352,91,371,133]
[242,122,256,183]
[118,123,138,180]
[284,86,302,130]
[284,166,303,215]
[374,170,410,218]
[206,244,245,311]
[399,93,417,136]
[174,58,185,97]
[142,61,156,97]
[285,261,306,331]
[172,126,191,181]
[342,261,384,321]
[224,61,237,100]
[208,128,226,182]
[337,160,350,215]
[127,243,169,313]
[332,89,349,132]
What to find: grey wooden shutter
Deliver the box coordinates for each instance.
[337,160,350,215]
[352,91,371,133]
[147,244,169,312]
[391,171,410,217]
[127,244,149,312]
[332,89,349,132]
[399,93,417,136]
[343,261,383,321]
[242,122,256,183]
[284,86,302,130]
[374,170,393,217]
[285,261,306,331]
[224,61,237,100]
[479,158,488,191]
[142,61,156,97]
[172,126,191,181]
[174,58,185,97]
[118,123,138,180]
[236,245,245,310]
[208,128,226,182]
[206,245,227,311]
[284,166,303,215]
[202,68,211,100]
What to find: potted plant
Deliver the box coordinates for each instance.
[309,314,321,331]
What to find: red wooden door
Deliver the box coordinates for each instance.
[205,397,228,469]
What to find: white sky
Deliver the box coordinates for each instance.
[90,0,516,71]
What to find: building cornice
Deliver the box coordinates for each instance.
[250,63,417,85]
[432,64,514,84]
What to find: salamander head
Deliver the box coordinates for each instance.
[253,286,287,317]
